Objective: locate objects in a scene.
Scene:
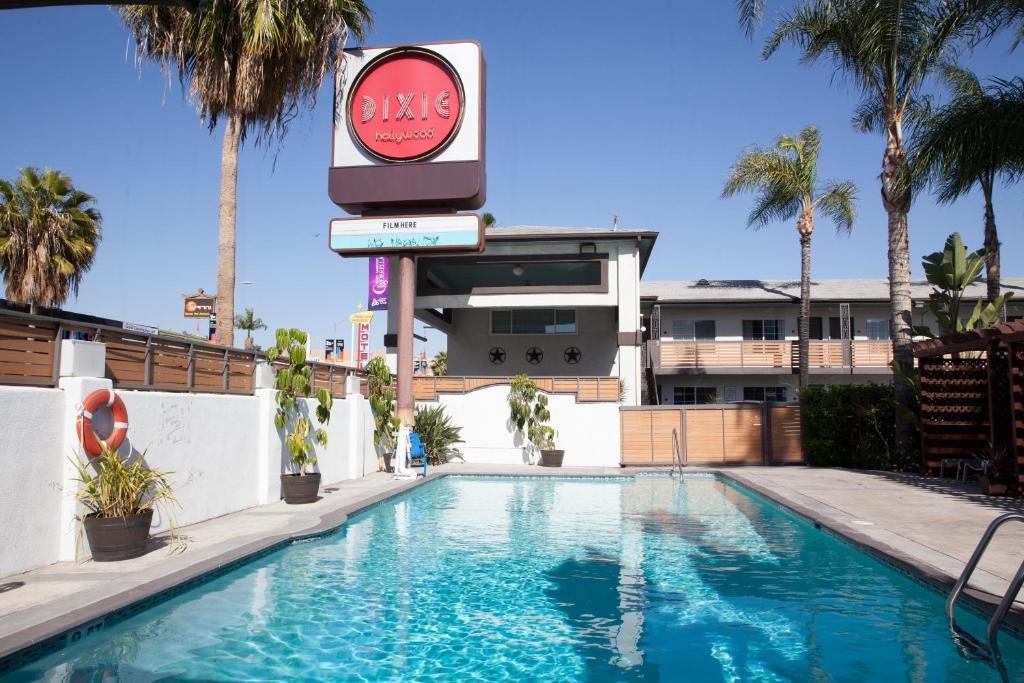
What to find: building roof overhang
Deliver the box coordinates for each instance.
[484,226,658,276]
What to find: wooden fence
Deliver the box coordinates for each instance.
[0,309,363,398]
[917,356,991,476]
[413,375,621,403]
[619,403,802,466]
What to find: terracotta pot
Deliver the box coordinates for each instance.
[83,509,154,562]
[540,450,564,467]
[281,472,321,504]
[979,475,1008,496]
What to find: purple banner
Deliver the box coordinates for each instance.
[368,256,389,310]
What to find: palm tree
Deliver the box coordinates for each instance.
[913,68,1024,306]
[233,307,266,349]
[482,212,496,228]
[723,127,856,388]
[430,350,448,376]
[120,0,373,347]
[743,0,984,455]
[0,167,101,313]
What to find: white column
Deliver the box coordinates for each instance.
[254,362,282,504]
[616,243,642,406]
[57,340,111,561]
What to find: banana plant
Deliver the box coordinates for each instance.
[917,232,1013,337]
[266,328,332,476]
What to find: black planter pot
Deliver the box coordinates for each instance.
[540,450,565,467]
[83,509,154,562]
[281,473,321,504]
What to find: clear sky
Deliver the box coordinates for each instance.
[0,1,1020,354]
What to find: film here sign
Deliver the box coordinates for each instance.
[329,214,482,256]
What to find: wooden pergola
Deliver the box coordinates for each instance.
[913,320,1024,495]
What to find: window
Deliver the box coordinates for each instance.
[670,319,716,340]
[673,387,718,405]
[743,386,787,402]
[490,309,576,335]
[828,316,855,340]
[810,317,824,340]
[743,319,783,341]
[866,319,890,340]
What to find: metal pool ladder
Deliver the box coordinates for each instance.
[946,512,1024,660]
[670,428,685,476]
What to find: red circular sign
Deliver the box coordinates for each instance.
[347,48,464,162]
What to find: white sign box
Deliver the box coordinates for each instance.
[333,41,483,168]
[329,213,483,256]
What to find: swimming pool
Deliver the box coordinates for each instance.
[2,474,1022,681]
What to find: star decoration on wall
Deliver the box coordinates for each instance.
[563,346,582,364]
[488,347,506,364]
[525,347,543,364]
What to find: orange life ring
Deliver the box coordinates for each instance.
[76,389,129,458]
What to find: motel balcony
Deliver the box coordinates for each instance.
[647,339,893,375]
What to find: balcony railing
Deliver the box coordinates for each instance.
[653,340,893,371]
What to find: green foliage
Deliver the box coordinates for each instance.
[800,384,917,471]
[917,232,1013,336]
[413,404,463,465]
[266,327,331,475]
[508,374,556,452]
[119,1,373,145]
[234,307,266,348]
[72,443,176,519]
[0,167,102,309]
[365,356,399,449]
[429,351,448,377]
[722,126,856,234]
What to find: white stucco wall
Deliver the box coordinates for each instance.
[115,391,262,532]
[657,303,913,341]
[420,385,621,467]
[655,372,891,405]
[446,307,618,376]
[0,387,65,578]
[0,368,378,577]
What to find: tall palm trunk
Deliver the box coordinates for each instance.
[881,129,915,458]
[797,214,812,389]
[981,175,1001,309]
[216,112,241,347]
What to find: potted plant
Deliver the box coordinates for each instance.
[413,404,463,464]
[266,328,332,504]
[508,374,562,466]
[975,442,1010,496]
[72,443,176,562]
[366,357,400,471]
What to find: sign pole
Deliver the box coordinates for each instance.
[396,252,416,427]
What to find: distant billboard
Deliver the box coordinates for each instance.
[184,290,215,318]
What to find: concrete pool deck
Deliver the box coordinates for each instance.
[1,464,1022,667]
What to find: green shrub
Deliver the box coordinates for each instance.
[413,404,463,465]
[800,383,917,471]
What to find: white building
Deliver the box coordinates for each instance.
[641,278,1024,405]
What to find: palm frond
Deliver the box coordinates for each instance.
[814,180,857,233]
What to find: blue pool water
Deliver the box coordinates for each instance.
[3,475,1023,681]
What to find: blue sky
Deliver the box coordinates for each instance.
[0,1,1020,354]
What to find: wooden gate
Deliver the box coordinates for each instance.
[620,403,802,466]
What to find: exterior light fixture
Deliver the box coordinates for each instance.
[512,264,524,277]
[579,242,597,254]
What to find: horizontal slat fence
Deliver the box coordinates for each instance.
[412,375,620,403]
[0,309,362,398]
[619,403,802,466]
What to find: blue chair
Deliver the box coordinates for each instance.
[408,432,427,477]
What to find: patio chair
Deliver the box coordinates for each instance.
[408,432,427,478]
[959,458,992,482]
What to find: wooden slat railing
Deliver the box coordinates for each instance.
[0,308,364,397]
[655,339,894,370]
[657,341,792,369]
[412,375,621,403]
